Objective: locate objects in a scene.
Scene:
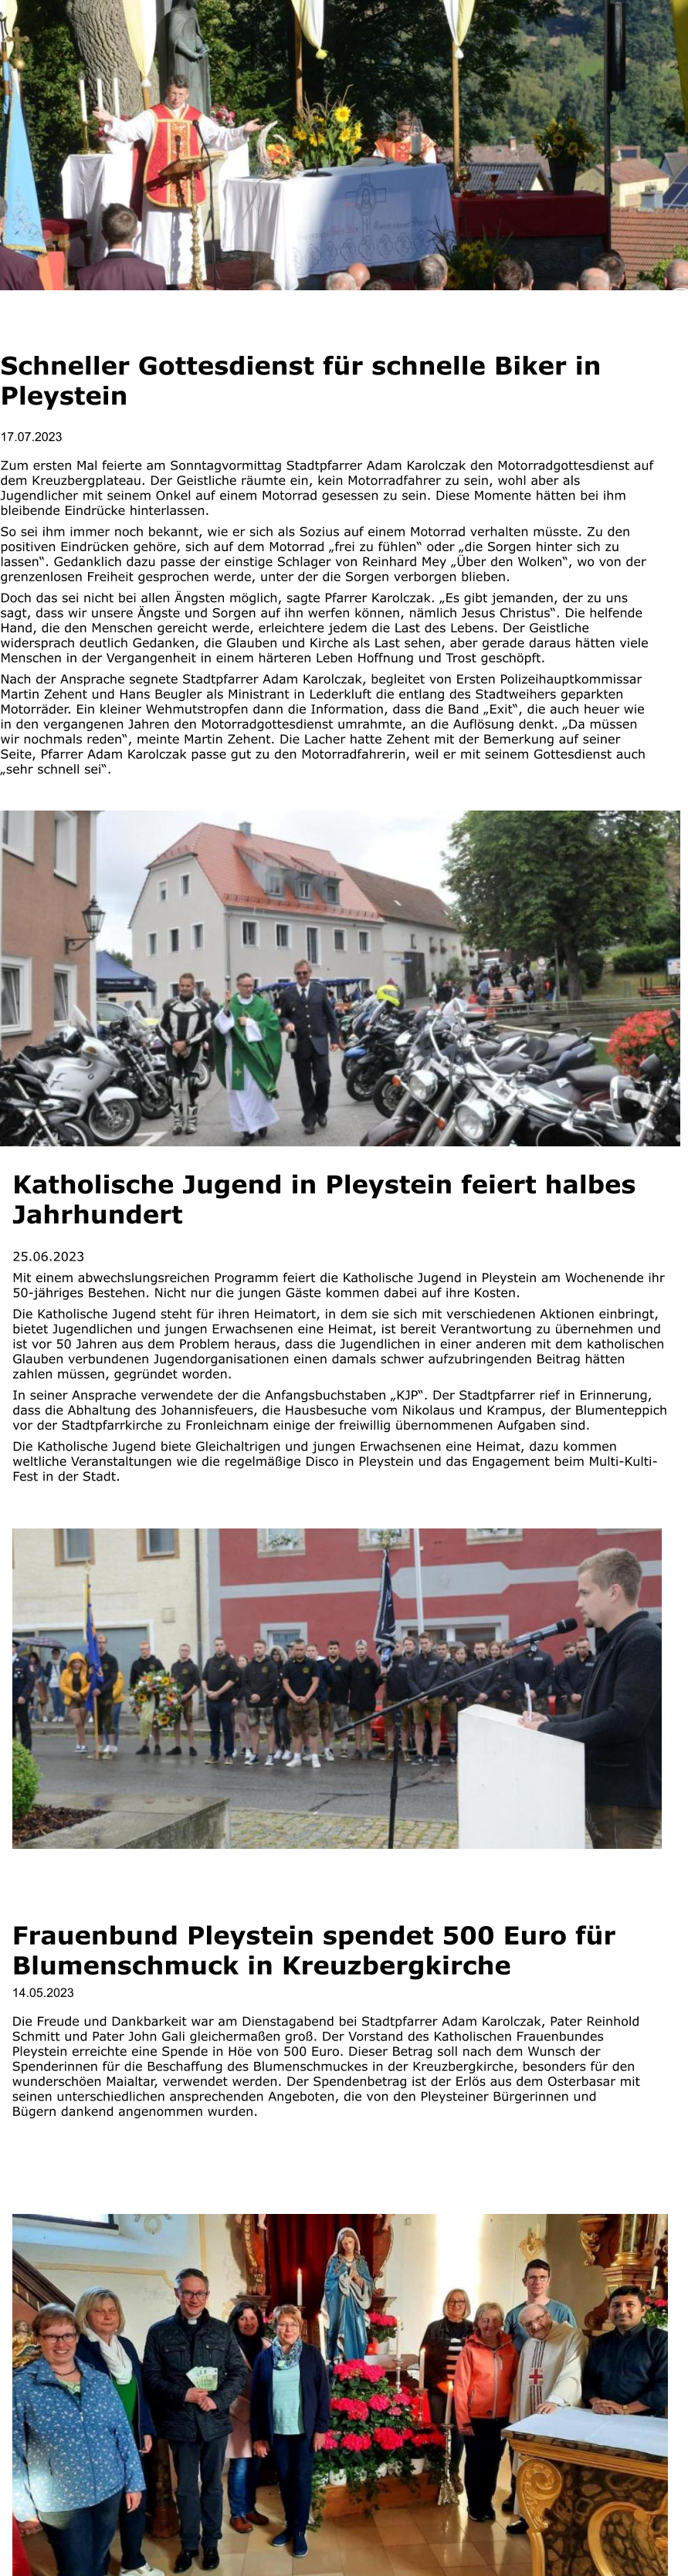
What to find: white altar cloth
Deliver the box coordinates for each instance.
[220,161,452,288]
[510,2407,668,2458]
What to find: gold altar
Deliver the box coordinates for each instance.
[515,2416,667,2576]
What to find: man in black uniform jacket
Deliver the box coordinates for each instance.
[347,1638,382,1759]
[144,2266,245,2572]
[279,959,340,1132]
[130,1640,164,1756]
[522,1547,662,1848]
[160,975,208,1134]
[202,1637,239,1765]
[552,1637,595,1708]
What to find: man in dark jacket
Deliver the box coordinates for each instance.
[202,1637,239,1765]
[404,1635,445,1765]
[242,1640,280,1765]
[169,1644,202,1758]
[347,1638,381,1758]
[524,1548,662,1847]
[582,2287,667,2415]
[282,1640,322,1769]
[279,961,340,1134]
[509,1643,555,1707]
[318,1640,351,1761]
[95,1632,121,1755]
[76,202,167,289]
[12,1644,35,1748]
[144,2267,246,2572]
[251,2306,330,2556]
[554,1638,595,1707]
[130,1641,164,1757]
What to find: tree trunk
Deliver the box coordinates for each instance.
[563,936,582,1003]
[66,0,161,117]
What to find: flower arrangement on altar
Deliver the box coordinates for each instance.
[310,2357,445,2517]
[534,113,595,168]
[608,1009,680,1079]
[292,93,363,169]
[367,2314,398,2348]
[131,1672,182,1728]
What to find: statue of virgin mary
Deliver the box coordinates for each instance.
[323,2227,374,2364]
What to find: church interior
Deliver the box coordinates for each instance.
[10,2215,669,2576]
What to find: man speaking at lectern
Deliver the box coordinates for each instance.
[521,1548,662,1850]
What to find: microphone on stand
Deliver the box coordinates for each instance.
[510,1618,578,1649]
[190,113,220,289]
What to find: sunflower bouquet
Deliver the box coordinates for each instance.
[293,93,363,168]
[131,1671,182,1729]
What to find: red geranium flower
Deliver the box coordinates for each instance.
[375,2429,405,2452]
[341,2432,372,2452]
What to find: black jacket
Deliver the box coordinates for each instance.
[160,997,208,1065]
[12,1653,34,1707]
[283,1656,320,1703]
[553,1650,595,1706]
[404,1652,444,1700]
[97,1651,120,1698]
[347,1654,381,1713]
[242,1657,279,1709]
[540,1612,661,1807]
[510,1649,555,1697]
[203,1653,239,1704]
[171,1657,201,1701]
[421,2314,472,2396]
[250,2343,330,2447]
[279,980,339,1061]
[582,2323,667,2416]
[320,1656,352,1702]
[143,2307,246,2445]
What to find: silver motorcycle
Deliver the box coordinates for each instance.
[19,1007,142,1143]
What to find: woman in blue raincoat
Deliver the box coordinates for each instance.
[323,2230,374,2364]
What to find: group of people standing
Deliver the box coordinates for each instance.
[156,960,342,1143]
[420,2260,667,2527]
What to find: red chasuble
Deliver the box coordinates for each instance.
[144,102,205,207]
[375,133,434,162]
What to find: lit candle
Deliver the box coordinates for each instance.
[97,76,103,113]
[297,2269,303,2308]
[113,74,120,117]
[78,73,87,123]
[395,2319,401,2358]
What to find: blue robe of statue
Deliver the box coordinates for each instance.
[324,2233,374,2364]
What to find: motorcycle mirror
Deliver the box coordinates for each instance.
[638,1053,661,1080]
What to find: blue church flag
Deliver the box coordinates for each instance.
[1,63,44,253]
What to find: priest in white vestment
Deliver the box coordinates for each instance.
[100,76,259,286]
[508,2304,588,2534]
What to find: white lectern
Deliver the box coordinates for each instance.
[457,1706,585,1849]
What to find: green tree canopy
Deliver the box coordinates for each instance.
[443,810,675,997]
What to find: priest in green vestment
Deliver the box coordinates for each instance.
[213,973,282,1141]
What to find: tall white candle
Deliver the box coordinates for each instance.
[96,76,103,112]
[78,73,87,123]
[297,2268,303,2307]
[395,2320,401,2358]
[113,74,120,117]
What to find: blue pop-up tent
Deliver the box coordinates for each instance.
[97,951,156,994]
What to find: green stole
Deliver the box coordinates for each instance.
[214,992,282,1096]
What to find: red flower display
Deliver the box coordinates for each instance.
[341,2432,372,2452]
[334,2361,388,2381]
[375,2429,405,2452]
[608,1008,680,1078]
[331,2397,368,2419]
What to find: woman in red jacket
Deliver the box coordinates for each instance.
[452,2305,518,2523]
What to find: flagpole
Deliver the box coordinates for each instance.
[93,1688,100,1760]
[452,43,460,195]
[412,1529,424,1633]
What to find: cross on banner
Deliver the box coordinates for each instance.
[342,172,391,247]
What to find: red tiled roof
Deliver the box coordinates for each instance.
[345,865,452,928]
[611,207,688,283]
[150,822,382,921]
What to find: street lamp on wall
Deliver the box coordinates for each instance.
[65,899,106,953]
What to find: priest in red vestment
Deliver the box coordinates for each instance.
[374,108,436,164]
[99,76,259,286]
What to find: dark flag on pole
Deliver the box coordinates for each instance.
[374,1546,397,1660]
[84,1577,103,1720]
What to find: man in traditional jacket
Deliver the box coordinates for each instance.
[214,975,282,1142]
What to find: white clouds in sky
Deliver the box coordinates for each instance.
[96,804,463,958]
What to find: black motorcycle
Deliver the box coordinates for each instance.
[104,1014,172,1121]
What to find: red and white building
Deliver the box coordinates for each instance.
[208,1525,662,1663]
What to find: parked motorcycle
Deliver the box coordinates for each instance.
[0,1061,89,1146]
[344,1001,429,1102]
[103,1010,172,1121]
[15,1008,141,1143]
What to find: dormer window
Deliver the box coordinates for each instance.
[325,882,340,905]
[297,878,312,901]
[267,872,283,895]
